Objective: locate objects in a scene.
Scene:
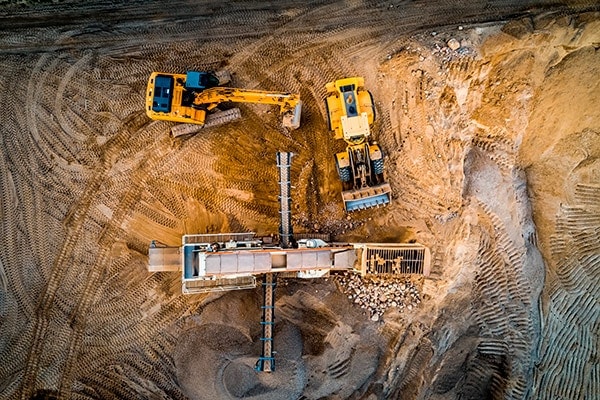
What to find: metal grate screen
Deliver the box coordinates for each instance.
[364,247,426,275]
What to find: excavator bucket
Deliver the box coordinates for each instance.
[282,101,302,130]
[342,182,392,212]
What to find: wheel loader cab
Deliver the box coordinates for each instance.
[340,84,359,117]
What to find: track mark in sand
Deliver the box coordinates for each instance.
[326,356,351,379]
[533,184,600,399]
[468,199,538,398]
[19,107,176,398]
[54,51,94,143]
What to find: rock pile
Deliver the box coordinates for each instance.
[334,272,421,322]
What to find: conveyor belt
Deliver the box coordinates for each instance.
[277,152,293,249]
[255,273,276,372]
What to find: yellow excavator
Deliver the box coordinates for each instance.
[325,77,391,211]
[146,71,302,136]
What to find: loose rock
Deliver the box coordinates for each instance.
[334,273,421,321]
[447,38,460,50]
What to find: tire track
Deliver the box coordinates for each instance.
[59,134,178,396]
[18,106,161,397]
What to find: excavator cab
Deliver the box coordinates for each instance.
[184,71,220,90]
[150,71,220,113]
[181,71,221,108]
[151,75,175,113]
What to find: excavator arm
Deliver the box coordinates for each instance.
[192,87,302,129]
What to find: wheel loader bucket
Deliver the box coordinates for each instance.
[342,182,392,211]
[282,101,302,129]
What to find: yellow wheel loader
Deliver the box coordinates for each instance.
[146,71,302,136]
[325,77,391,211]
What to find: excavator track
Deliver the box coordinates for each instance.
[170,108,242,137]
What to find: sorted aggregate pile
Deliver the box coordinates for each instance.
[333,272,421,321]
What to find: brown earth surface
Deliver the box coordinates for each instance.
[0,1,599,399]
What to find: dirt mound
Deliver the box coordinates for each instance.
[174,279,384,399]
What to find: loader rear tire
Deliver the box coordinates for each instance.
[368,91,376,122]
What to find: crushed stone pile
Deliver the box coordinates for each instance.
[333,272,421,321]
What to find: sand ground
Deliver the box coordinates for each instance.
[0,1,599,399]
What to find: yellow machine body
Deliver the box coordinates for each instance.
[325,77,391,211]
[146,71,302,129]
[325,77,375,143]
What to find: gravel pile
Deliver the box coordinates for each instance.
[334,272,421,322]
